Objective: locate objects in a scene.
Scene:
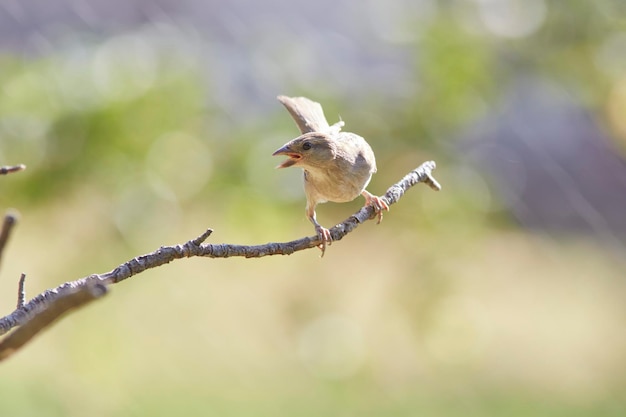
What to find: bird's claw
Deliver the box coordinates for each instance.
[315,225,333,257]
[363,193,390,224]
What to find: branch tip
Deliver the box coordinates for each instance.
[425,172,442,191]
[4,211,19,225]
[417,161,441,191]
[0,164,26,175]
[192,228,214,245]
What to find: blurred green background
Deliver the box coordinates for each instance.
[2,0,626,416]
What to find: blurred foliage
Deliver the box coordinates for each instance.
[1,0,625,205]
[0,43,206,203]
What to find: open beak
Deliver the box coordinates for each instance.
[272,145,302,168]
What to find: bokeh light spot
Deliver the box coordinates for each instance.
[92,33,158,102]
[474,0,547,39]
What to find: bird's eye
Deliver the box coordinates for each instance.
[302,141,312,150]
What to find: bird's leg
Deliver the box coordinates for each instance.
[361,190,390,224]
[306,203,332,256]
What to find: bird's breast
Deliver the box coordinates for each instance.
[303,165,372,204]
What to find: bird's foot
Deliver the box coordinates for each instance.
[362,191,390,224]
[315,224,332,257]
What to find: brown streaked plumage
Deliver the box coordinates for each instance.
[273,95,389,256]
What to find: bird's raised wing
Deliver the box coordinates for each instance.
[277,95,343,134]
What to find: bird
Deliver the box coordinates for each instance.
[272,95,389,256]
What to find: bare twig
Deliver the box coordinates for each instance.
[0,160,439,361]
[17,273,27,308]
[0,164,26,175]
[0,212,19,272]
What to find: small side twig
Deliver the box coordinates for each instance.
[17,273,27,308]
[0,212,19,272]
[0,164,26,175]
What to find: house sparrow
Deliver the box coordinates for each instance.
[273,95,389,255]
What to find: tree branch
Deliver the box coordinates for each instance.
[0,282,107,361]
[0,160,440,361]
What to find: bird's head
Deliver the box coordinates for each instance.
[272,133,336,169]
